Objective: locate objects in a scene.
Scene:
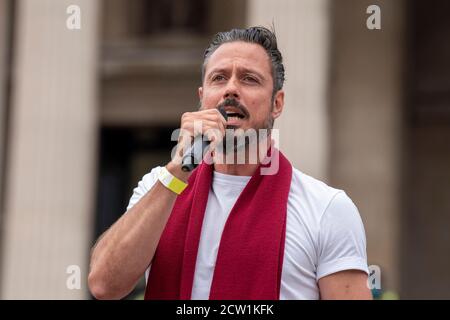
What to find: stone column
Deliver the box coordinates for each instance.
[329,0,405,293]
[0,0,11,226]
[1,0,100,299]
[247,0,331,181]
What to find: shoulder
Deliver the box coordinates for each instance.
[286,168,368,277]
[288,167,347,222]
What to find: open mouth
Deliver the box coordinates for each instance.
[226,112,245,120]
[224,107,246,120]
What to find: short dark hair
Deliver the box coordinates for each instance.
[202,26,285,95]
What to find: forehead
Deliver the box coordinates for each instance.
[205,41,272,76]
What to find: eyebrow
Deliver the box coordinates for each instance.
[207,67,266,81]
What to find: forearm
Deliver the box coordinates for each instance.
[88,162,190,299]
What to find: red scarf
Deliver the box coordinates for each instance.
[144,148,292,300]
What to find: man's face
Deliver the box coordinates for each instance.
[199,41,284,134]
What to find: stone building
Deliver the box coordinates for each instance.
[0,0,449,299]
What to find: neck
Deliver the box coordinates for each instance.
[213,162,259,176]
[213,135,272,176]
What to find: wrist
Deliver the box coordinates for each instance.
[166,161,191,183]
[158,164,189,195]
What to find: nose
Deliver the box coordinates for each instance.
[223,77,240,100]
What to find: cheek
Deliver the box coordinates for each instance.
[248,99,271,118]
[202,86,223,98]
[201,92,220,108]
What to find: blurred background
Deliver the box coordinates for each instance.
[0,0,449,299]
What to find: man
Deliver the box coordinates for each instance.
[88,27,372,300]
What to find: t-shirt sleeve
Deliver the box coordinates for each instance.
[126,166,163,211]
[316,191,369,280]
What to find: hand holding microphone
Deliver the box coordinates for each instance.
[175,108,228,172]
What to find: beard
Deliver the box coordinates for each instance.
[216,98,274,156]
[221,116,273,155]
[198,98,274,156]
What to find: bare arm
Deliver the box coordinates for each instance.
[88,108,226,300]
[88,161,190,300]
[318,270,373,300]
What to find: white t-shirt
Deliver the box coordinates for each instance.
[127,166,369,300]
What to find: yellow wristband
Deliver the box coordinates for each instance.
[158,166,188,195]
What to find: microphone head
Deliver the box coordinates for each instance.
[218,107,228,121]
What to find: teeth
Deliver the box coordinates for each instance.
[226,112,244,118]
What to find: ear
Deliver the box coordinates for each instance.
[271,90,284,120]
[198,87,203,100]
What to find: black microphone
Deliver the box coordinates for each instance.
[181,108,228,172]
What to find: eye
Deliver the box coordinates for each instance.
[243,75,258,83]
[212,74,226,82]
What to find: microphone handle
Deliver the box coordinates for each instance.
[181,137,209,172]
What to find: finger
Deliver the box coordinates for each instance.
[198,109,228,126]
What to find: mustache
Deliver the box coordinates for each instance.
[216,98,250,119]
